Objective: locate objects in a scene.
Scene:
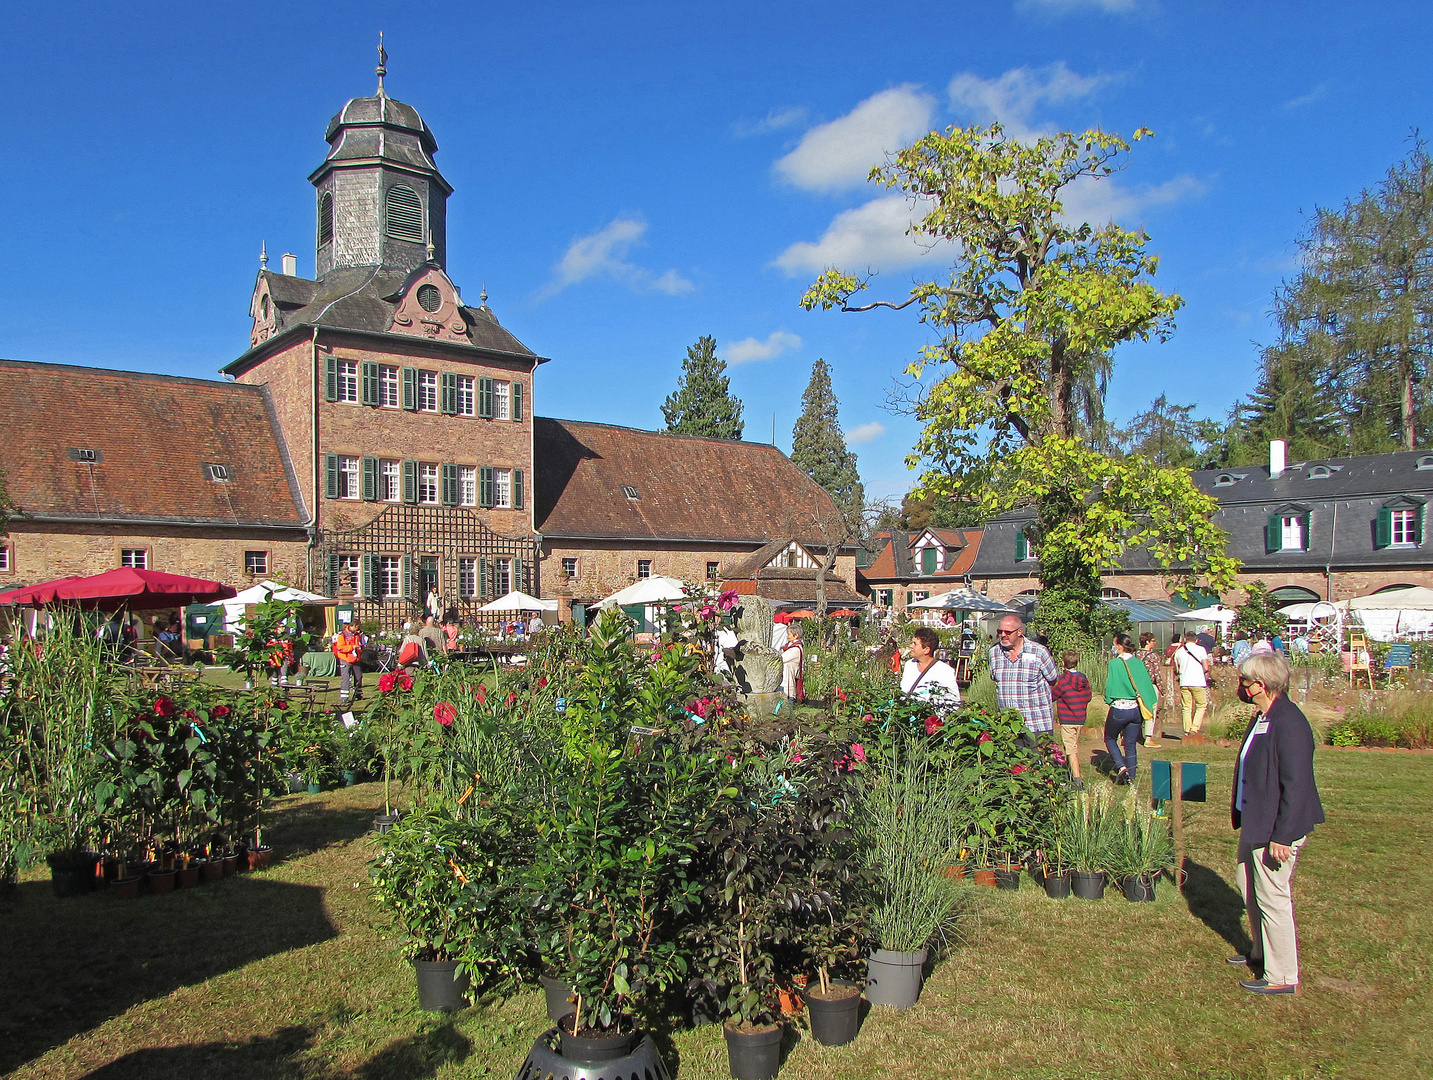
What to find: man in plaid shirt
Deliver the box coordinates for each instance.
[990,614,1059,733]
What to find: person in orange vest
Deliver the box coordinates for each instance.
[332,620,365,703]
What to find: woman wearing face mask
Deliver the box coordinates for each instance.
[1228,652,1324,996]
[1103,633,1158,785]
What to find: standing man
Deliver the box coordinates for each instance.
[989,614,1058,735]
[1229,652,1324,995]
[332,620,365,703]
[1168,630,1212,737]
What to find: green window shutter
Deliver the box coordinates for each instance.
[477,377,494,418]
[441,463,458,506]
[513,555,524,592]
[1417,504,1426,546]
[478,557,489,599]
[513,468,524,510]
[401,554,414,599]
[921,547,937,575]
[362,457,377,501]
[360,554,377,600]
[324,454,339,498]
[512,380,524,421]
[1376,507,1392,548]
[1265,515,1281,554]
[1300,513,1312,551]
[402,367,417,411]
[327,554,339,596]
[361,361,380,406]
[402,460,418,504]
[325,357,338,402]
[1014,530,1027,562]
[440,372,457,415]
[479,466,495,508]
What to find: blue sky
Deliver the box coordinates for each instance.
[2,1,1430,502]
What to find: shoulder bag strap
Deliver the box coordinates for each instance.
[1119,656,1151,711]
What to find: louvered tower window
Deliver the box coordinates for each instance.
[385,185,423,243]
[317,191,333,246]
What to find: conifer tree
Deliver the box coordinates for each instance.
[660,335,744,440]
[790,359,865,521]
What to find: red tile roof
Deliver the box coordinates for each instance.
[0,360,306,527]
[862,528,983,582]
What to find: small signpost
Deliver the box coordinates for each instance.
[1384,642,1413,685]
[1152,759,1207,878]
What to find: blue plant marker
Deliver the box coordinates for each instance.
[555,698,566,713]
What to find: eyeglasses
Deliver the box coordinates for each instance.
[997,628,1023,637]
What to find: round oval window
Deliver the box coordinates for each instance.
[417,284,442,312]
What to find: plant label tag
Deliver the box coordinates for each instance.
[341,711,357,729]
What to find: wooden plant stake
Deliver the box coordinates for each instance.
[1172,761,1184,884]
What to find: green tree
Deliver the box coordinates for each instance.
[884,489,986,531]
[801,122,1238,642]
[661,335,744,440]
[1220,350,1346,465]
[790,359,865,520]
[1232,580,1289,641]
[1118,394,1223,468]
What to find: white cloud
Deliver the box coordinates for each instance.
[732,106,808,137]
[1060,173,1205,226]
[540,217,694,299]
[774,86,935,193]
[725,330,802,365]
[1018,0,1141,12]
[774,194,944,275]
[1283,84,1328,110]
[948,61,1112,140]
[844,421,886,445]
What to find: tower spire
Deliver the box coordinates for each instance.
[376,32,387,96]
[260,241,268,270]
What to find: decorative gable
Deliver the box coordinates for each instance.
[389,267,469,343]
[763,540,818,570]
[249,278,278,347]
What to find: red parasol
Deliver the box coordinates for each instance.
[788,609,816,619]
[0,568,237,612]
[829,609,857,617]
[772,611,793,623]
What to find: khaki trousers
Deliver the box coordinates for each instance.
[1180,685,1208,732]
[1236,835,1309,986]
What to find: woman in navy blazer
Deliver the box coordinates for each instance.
[1229,652,1325,995]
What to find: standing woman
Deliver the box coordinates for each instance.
[1229,652,1324,995]
[1104,633,1158,785]
[1136,632,1164,748]
[780,626,805,703]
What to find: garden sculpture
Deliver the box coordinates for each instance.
[730,595,783,696]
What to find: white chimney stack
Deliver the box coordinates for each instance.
[1270,439,1286,479]
[281,252,297,277]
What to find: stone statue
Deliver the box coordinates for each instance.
[730,595,782,696]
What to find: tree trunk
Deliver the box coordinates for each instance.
[1403,367,1416,450]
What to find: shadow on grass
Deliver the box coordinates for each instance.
[1181,859,1252,955]
[0,876,336,1076]
[263,795,386,862]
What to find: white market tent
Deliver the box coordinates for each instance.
[1340,586,1433,610]
[1181,604,1239,624]
[219,581,335,631]
[594,576,687,611]
[1338,586,1433,641]
[479,590,558,612]
[908,590,1018,614]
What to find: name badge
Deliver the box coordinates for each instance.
[1251,719,1270,736]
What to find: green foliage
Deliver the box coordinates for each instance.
[660,334,744,440]
[1327,691,1433,749]
[1232,581,1289,641]
[214,595,313,679]
[790,358,865,520]
[1117,394,1224,468]
[1031,583,1130,657]
[881,489,988,531]
[1103,788,1175,880]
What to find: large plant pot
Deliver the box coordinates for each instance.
[722,1021,783,1080]
[47,853,97,898]
[557,1016,640,1062]
[972,869,997,887]
[1072,871,1106,900]
[539,975,575,1021]
[147,868,178,894]
[342,769,359,787]
[865,947,927,1009]
[1043,870,1072,899]
[1122,874,1156,902]
[177,864,201,888]
[804,982,861,1046]
[112,876,141,900]
[221,854,238,877]
[373,813,400,834]
[515,1030,671,1080]
[247,846,273,871]
[201,859,224,883]
[993,866,1021,891]
[307,781,323,795]
[413,959,470,1012]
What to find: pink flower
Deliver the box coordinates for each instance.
[925,715,944,735]
[718,589,740,610]
[791,753,804,764]
[862,713,875,724]
[851,743,866,762]
[433,701,456,727]
[978,732,992,744]
[833,756,853,773]
[474,685,487,705]
[506,692,517,707]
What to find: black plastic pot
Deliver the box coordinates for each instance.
[539,975,575,1021]
[1122,874,1156,902]
[804,982,861,1046]
[413,959,470,1012]
[1043,870,1072,899]
[723,1020,783,1080]
[865,948,927,1009]
[1071,871,1106,900]
[515,1031,671,1080]
[47,857,89,898]
[557,1016,640,1062]
[993,867,1021,891]
[373,813,399,834]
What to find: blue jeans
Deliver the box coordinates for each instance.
[1104,706,1141,779]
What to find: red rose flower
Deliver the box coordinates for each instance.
[1011,764,1027,776]
[433,701,456,727]
[212,704,230,719]
[153,696,176,718]
[925,715,944,735]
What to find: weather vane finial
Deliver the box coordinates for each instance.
[260,241,268,270]
[376,32,388,96]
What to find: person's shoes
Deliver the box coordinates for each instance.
[1241,979,1299,995]
[1227,955,1249,965]
[1071,778,1085,790]
[1116,767,1131,785]
[1143,740,1164,749]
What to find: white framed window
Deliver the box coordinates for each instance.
[1281,515,1305,551]
[337,554,360,595]
[459,466,477,507]
[877,589,894,607]
[561,556,578,577]
[455,375,475,416]
[493,381,511,420]
[338,456,360,499]
[244,550,268,576]
[493,468,511,509]
[120,549,147,569]
[418,463,440,505]
[1392,508,1419,546]
[378,365,400,407]
[493,557,512,596]
[0,544,10,572]
[379,555,402,598]
[335,360,358,403]
[380,459,401,502]
[417,370,438,412]
[459,557,477,598]
[637,559,652,580]
[707,561,720,579]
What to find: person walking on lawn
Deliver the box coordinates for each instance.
[1169,630,1212,736]
[332,620,365,703]
[1229,652,1324,995]
[1136,632,1164,747]
[1050,649,1091,787]
[990,614,1059,736]
[1104,634,1159,785]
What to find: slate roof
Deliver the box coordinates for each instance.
[0,360,306,528]
[728,574,865,606]
[863,528,984,582]
[313,94,448,190]
[533,418,851,545]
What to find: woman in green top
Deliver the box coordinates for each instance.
[1105,633,1159,785]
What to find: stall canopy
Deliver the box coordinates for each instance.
[219,581,335,630]
[1338,586,1433,641]
[1180,604,1239,624]
[0,568,237,612]
[909,589,1019,614]
[1341,586,1433,610]
[594,576,687,611]
[479,591,558,612]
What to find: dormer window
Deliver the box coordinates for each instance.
[1307,464,1342,479]
[385,185,424,243]
[1417,456,1433,471]
[1214,473,1244,487]
[69,447,100,463]
[204,463,230,482]
[1377,498,1424,549]
[1015,528,1037,562]
[621,485,640,500]
[1265,505,1311,553]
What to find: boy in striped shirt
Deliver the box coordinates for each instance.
[1051,650,1092,787]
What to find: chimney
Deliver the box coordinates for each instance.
[281,252,297,277]
[1269,439,1286,479]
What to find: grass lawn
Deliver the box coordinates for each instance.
[4,740,1430,1080]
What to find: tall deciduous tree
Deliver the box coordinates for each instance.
[790,359,865,522]
[661,335,744,440]
[801,123,1238,641]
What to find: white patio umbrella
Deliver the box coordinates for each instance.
[1181,603,1239,623]
[907,589,1017,614]
[479,590,558,612]
[219,580,335,630]
[594,576,688,611]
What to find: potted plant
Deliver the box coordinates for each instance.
[1108,793,1175,902]
[1062,787,1115,900]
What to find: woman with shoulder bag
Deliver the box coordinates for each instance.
[1104,634,1159,785]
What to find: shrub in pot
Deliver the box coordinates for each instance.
[1060,785,1118,900]
[1106,790,1174,903]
